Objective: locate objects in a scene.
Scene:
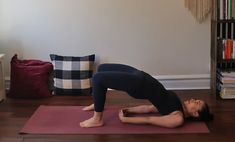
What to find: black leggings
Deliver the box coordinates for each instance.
[92,63,144,112]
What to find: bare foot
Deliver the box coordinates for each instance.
[82,104,94,111]
[80,117,104,128]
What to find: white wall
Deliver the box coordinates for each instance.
[0,0,211,82]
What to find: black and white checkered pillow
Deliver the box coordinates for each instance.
[50,54,95,95]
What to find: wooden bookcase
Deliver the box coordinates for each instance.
[211,0,235,99]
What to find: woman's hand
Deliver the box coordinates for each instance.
[119,109,184,128]
[119,109,129,123]
[122,109,130,117]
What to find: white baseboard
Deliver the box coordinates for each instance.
[154,74,210,90]
[5,76,10,90]
[4,74,211,91]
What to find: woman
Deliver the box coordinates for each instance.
[80,63,213,128]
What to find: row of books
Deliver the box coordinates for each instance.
[217,21,235,39]
[217,62,235,71]
[219,0,235,20]
[217,22,235,39]
[217,71,235,99]
[217,39,235,60]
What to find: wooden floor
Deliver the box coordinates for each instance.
[0,90,235,142]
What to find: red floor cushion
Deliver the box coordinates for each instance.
[8,54,53,98]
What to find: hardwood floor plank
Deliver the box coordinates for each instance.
[0,137,23,142]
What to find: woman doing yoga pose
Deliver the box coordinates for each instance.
[80,64,213,128]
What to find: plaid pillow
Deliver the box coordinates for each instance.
[50,54,95,95]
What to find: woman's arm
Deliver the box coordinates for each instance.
[122,105,158,114]
[119,110,184,128]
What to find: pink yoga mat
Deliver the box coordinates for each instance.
[20,105,210,134]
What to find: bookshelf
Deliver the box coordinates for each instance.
[211,0,235,99]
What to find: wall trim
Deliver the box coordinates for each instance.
[5,76,10,90]
[4,74,211,91]
[154,74,210,90]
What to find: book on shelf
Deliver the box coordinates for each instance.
[219,81,235,99]
[227,39,233,59]
[221,71,235,77]
[217,38,224,60]
[221,77,235,83]
[220,91,235,99]
[217,71,235,83]
[221,83,235,87]
[221,86,235,94]
[218,39,234,60]
[219,0,235,20]
[233,40,235,59]
[233,0,235,18]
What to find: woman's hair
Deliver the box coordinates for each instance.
[197,103,214,121]
[188,103,214,121]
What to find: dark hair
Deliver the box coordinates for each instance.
[197,103,214,121]
[186,103,213,122]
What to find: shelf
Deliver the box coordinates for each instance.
[211,0,235,99]
[214,19,235,23]
[217,59,235,63]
